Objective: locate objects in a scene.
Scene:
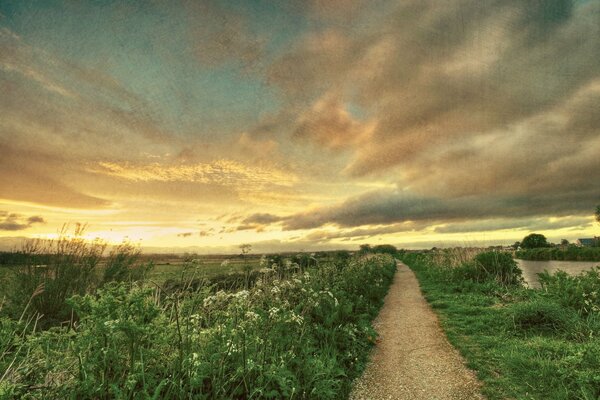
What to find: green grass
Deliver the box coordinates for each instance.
[148,257,262,283]
[403,253,600,400]
[1,239,396,399]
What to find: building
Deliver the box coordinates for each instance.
[576,237,599,247]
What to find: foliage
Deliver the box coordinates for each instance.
[428,249,522,287]
[3,227,152,328]
[470,251,523,286]
[102,243,153,284]
[538,267,600,317]
[402,252,600,400]
[0,254,396,399]
[358,244,400,257]
[520,233,550,249]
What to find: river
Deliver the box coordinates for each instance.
[516,259,600,288]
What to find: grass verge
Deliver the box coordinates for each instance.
[402,252,600,400]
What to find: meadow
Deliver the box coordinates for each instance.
[0,235,396,399]
[402,249,600,400]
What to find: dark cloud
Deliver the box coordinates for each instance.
[242,213,284,225]
[0,212,46,231]
[434,216,593,234]
[177,232,193,238]
[27,216,45,224]
[303,222,424,242]
[262,0,600,233]
[280,188,600,230]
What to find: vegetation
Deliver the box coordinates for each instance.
[520,233,550,249]
[516,246,600,261]
[358,244,402,257]
[0,234,396,399]
[402,250,600,400]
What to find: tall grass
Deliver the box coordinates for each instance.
[2,225,152,329]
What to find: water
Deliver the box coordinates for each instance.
[516,259,600,288]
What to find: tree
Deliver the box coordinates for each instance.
[359,244,372,254]
[560,239,569,246]
[511,241,521,250]
[520,233,550,249]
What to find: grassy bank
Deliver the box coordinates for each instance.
[516,247,600,262]
[402,250,600,400]
[0,236,396,399]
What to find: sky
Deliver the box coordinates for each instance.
[1,0,599,253]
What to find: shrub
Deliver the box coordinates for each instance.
[6,226,151,328]
[538,268,600,316]
[102,243,153,284]
[10,227,106,327]
[452,251,522,286]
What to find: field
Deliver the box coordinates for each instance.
[402,250,600,400]
[0,238,397,399]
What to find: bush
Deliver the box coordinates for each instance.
[452,251,522,286]
[102,243,153,284]
[10,230,106,327]
[5,227,152,328]
[538,268,600,317]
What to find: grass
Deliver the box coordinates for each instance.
[148,256,262,283]
[0,234,397,399]
[402,251,600,400]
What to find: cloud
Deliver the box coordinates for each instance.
[434,216,593,234]
[242,213,284,225]
[260,0,600,233]
[0,142,110,209]
[177,232,193,238]
[186,1,264,69]
[302,222,425,242]
[279,188,600,231]
[292,94,374,150]
[0,212,46,231]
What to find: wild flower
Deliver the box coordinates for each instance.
[268,307,280,318]
[234,290,249,300]
[245,311,259,321]
[288,312,304,325]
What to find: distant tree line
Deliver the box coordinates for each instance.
[359,244,402,256]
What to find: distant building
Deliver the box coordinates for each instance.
[576,237,599,247]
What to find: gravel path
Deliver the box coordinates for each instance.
[350,261,485,400]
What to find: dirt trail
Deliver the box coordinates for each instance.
[350,262,485,400]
